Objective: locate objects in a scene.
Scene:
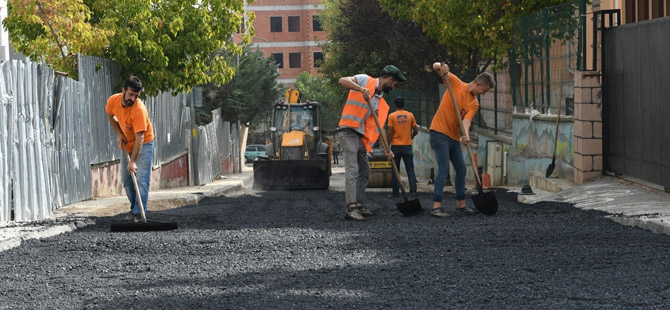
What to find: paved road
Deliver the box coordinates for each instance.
[1,170,670,309]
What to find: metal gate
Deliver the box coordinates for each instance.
[603,17,670,190]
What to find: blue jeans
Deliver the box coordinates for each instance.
[391,145,417,195]
[121,140,154,215]
[429,131,466,202]
[338,129,369,205]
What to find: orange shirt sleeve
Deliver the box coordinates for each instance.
[462,95,479,121]
[131,104,149,134]
[387,112,396,128]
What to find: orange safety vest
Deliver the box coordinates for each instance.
[338,76,390,152]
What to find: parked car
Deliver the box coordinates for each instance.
[245,144,267,163]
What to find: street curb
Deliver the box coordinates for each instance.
[608,215,670,236]
[0,173,252,253]
[0,220,93,252]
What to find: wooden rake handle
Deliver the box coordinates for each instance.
[124,144,147,222]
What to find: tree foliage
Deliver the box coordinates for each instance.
[197,46,283,127]
[294,72,345,130]
[4,0,255,96]
[319,0,450,93]
[377,0,574,72]
[3,0,111,75]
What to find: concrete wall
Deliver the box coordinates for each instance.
[91,153,190,199]
[506,114,574,185]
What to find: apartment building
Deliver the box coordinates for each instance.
[241,0,327,85]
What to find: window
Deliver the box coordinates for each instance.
[270,16,282,32]
[625,0,636,23]
[652,0,664,18]
[313,52,324,68]
[272,53,284,68]
[312,15,323,31]
[638,0,649,21]
[288,16,300,32]
[289,53,301,68]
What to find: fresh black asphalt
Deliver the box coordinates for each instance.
[1,188,670,309]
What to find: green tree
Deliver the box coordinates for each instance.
[198,46,283,127]
[3,0,111,75]
[4,0,255,96]
[377,0,574,72]
[294,72,345,130]
[319,0,451,93]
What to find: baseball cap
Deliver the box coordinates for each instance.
[382,65,407,82]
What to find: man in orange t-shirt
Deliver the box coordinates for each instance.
[105,76,155,222]
[429,63,495,218]
[386,97,418,198]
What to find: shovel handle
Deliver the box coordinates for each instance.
[440,65,483,192]
[364,97,409,201]
[124,144,148,222]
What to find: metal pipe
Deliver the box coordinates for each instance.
[503,151,508,186]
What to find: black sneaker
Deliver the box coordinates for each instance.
[409,191,418,197]
[121,212,136,222]
[359,207,373,217]
[455,207,475,215]
[345,207,365,221]
[430,208,449,218]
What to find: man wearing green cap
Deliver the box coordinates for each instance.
[337,65,407,221]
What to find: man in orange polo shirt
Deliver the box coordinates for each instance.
[429,63,495,218]
[105,76,155,222]
[386,97,418,198]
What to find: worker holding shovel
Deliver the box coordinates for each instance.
[106,76,155,222]
[337,65,406,221]
[429,63,495,218]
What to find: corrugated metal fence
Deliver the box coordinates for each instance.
[0,61,54,221]
[0,56,242,222]
[52,75,90,207]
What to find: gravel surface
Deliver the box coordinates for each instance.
[1,187,670,309]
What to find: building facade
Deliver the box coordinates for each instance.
[242,0,327,85]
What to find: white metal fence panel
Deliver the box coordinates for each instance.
[2,61,54,221]
[52,75,91,206]
[0,65,11,222]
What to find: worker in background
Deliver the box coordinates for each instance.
[386,97,418,198]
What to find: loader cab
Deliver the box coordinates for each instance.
[266,100,323,159]
[253,90,331,190]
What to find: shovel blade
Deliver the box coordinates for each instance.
[472,191,498,215]
[545,163,556,178]
[396,199,422,217]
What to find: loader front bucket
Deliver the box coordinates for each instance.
[253,158,330,190]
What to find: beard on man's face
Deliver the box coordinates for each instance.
[122,93,135,106]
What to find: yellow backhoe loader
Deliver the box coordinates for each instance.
[252,89,330,190]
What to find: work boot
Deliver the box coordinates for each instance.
[430,208,449,218]
[455,206,475,215]
[345,206,365,221]
[409,191,418,198]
